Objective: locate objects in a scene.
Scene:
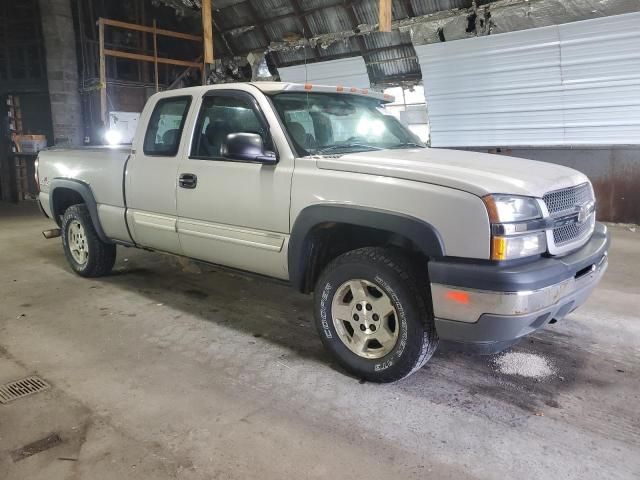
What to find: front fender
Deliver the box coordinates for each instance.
[288,204,445,292]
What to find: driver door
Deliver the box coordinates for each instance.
[176,89,293,279]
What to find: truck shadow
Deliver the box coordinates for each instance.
[95,248,616,423]
[100,250,329,364]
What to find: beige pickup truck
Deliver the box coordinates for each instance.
[36,82,609,382]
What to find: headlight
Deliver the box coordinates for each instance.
[483,195,542,223]
[483,194,547,260]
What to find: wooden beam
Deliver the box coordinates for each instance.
[98,18,107,127]
[379,0,392,32]
[103,49,202,68]
[153,19,159,92]
[201,0,214,65]
[101,18,201,42]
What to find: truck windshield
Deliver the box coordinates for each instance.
[270,92,425,156]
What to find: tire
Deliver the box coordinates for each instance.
[61,204,116,277]
[314,247,438,383]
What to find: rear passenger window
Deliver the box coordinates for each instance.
[143,96,191,156]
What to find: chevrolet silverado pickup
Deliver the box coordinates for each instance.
[36,82,609,382]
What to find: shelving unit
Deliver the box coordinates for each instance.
[1,95,38,202]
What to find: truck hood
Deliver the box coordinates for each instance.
[315,148,588,198]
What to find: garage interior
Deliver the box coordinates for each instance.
[1,1,639,479]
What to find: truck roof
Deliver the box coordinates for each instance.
[153,82,393,103]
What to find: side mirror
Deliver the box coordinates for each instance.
[222,132,278,164]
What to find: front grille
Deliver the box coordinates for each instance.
[543,183,595,251]
[553,218,592,245]
[543,183,592,215]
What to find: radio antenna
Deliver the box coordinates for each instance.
[303,27,310,115]
[303,26,309,83]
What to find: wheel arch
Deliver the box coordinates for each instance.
[289,204,445,293]
[49,178,111,244]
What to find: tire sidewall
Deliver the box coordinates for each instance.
[61,206,94,275]
[315,258,426,379]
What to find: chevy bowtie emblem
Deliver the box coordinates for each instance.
[577,200,595,223]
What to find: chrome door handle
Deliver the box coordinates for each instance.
[179,173,197,189]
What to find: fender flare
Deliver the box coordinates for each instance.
[288,204,445,292]
[49,178,112,244]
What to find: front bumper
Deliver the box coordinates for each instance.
[429,222,610,353]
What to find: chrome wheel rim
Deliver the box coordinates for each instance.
[331,279,399,359]
[68,220,88,265]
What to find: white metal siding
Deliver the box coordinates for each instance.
[277,56,370,88]
[416,12,640,147]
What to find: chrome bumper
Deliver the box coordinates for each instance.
[431,252,608,324]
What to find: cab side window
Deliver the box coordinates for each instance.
[143,96,191,156]
[191,94,269,159]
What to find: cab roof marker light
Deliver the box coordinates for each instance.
[281,84,390,102]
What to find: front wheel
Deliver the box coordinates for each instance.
[314,247,438,383]
[61,204,116,277]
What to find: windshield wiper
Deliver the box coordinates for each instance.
[386,142,426,149]
[315,143,383,155]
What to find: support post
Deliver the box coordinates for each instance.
[379,0,392,32]
[201,0,214,84]
[98,17,107,127]
[153,19,159,92]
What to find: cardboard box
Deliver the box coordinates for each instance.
[16,135,47,154]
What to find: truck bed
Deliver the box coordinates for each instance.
[38,146,130,211]
[38,146,132,243]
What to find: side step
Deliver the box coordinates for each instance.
[42,228,61,239]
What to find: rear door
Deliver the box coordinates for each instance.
[125,95,192,253]
[176,88,293,279]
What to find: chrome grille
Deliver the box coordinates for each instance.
[543,182,595,252]
[553,218,593,245]
[543,183,592,215]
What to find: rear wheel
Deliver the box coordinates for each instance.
[61,204,116,277]
[314,247,438,382]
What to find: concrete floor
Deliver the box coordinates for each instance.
[0,202,638,480]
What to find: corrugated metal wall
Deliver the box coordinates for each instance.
[416,12,640,148]
[277,56,370,88]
